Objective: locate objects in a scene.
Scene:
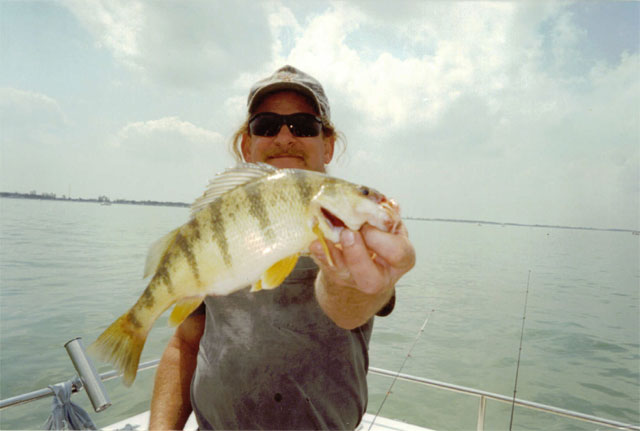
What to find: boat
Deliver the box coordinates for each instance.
[103,409,433,431]
[0,338,637,431]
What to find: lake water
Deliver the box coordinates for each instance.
[0,198,638,430]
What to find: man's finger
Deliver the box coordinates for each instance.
[310,239,346,273]
[361,224,415,270]
[339,229,384,293]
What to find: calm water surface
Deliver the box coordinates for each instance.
[0,199,638,430]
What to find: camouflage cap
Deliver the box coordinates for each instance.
[247,65,331,121]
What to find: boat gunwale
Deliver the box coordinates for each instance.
[1,360,638,431]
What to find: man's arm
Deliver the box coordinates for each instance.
[149,312,205,430]
[311,223,415,330]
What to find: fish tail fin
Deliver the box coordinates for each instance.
[88,313,148,387]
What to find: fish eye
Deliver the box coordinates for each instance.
[360,187,370,196]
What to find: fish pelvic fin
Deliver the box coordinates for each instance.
[168,297,203,327]
[312,224,335,267]
[258,253,300,291]
[143,227,180,279]
[250,279,262,292]
[87,313,147,387]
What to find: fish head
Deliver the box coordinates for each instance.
[311,179,401,242]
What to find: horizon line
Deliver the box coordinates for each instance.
[1,191,637,234]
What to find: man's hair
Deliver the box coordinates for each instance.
[228,113,346,163]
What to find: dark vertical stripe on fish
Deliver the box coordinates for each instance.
[188,217,202,241]
[155,264,174,295]
[293,170,313,204]
[139,285,156,308]
[127,311,143,328]
[175,232,200,283]
[209,198,232,268]
[245,182,275,242]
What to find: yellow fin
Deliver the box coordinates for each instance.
[260,254,299,290]
[312,224,335,267]
[143,228,180,279]
[168,297,203,327]
[250,280,262,292]
[87,313,147,387]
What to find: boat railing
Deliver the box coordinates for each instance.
[0,340,638,431]
[368,367,639,431]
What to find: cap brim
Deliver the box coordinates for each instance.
[248,82,321,114]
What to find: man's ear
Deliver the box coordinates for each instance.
[323,135,335,164]
[241,133,252,162]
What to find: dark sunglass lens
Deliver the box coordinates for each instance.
[289,114,322,137]
[250,114,282,136]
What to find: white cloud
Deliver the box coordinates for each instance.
[114,116,224,163]
[6,1,635,227]
[256,2,638,227]
[63,0,142,64]
[64,0,273,89]
[0,87,68,145]
[0,88,73,195]
[266,2,537,133]
[97,117,235,202]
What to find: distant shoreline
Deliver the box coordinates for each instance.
[0,192,189,208]
[404,216,639,234]
[2,192,637,234]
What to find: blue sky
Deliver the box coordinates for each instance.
[1,1,638,229]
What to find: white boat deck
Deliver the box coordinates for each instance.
[104,411,434,431]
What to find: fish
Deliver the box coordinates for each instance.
[88,162,401,386]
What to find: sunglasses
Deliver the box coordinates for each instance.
[248,112,323,137]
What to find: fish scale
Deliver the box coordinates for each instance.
[88,163,401,386]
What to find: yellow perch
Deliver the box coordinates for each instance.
[89,163,401,386]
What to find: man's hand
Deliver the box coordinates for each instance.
[310,222,415,329]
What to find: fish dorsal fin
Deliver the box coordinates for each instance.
[190,162,278,217]
[143,227,180,278]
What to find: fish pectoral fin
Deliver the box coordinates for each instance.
[259,254,300,290]
[144,228,180,279]
[312,224,335,267]
[168,297,204,327]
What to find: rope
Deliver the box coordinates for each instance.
[43,380,97,430]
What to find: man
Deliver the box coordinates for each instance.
[149,65,415,430]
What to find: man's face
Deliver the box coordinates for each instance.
[241,91,334,172]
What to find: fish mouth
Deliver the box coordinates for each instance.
[321,207,346,229]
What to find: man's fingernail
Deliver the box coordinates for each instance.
[342,229,355,246]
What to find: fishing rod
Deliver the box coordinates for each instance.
[509,270,532,431]
[368,308,435,431]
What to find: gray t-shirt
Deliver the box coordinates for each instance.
[190,257,384,430]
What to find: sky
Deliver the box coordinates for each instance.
[0,1,638,229]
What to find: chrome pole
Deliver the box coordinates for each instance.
[477,395,486,431]
[64,338,111,412]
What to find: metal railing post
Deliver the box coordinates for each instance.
[477,395,486,431]
[64,338,111,412]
